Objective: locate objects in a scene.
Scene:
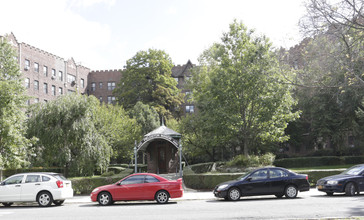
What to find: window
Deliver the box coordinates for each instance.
[43,66,48,77]
[99,82,103,89]
[24,59,30,70]
[3,175,24,185]
[174,77,178,83]
[269,169,288,179]
[25,175,40,183]
[120,175,145,185]
[52,85,56,96]
[34,62,39,72]
[34,80,39,90]
[250,169,268,181]
[67,74,76,83]
[81,78,84,88]
[58,71,63,81]
[44,99,48,103]
[26,100,30,105]
[145,176,159,183]
[99,96,103,102]
[185,105,194,113]
[25,78,30,88]
[34,98,39,103]
[91,82,96,91]
[107,82,116,91]
[42,176,50,182]
[43,83,48,94]
[59,87,63,95]
[107,96,116,104]
[68,90,75,94]
[52,69,56,78]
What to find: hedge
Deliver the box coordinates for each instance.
[183,170,345,190]
[183,173,244,190]
[71,169,133,195]
[274,156,364,168]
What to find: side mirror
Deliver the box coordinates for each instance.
[246,177,252,182]
[0,182,4,186]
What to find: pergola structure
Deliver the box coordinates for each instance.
[134,125,182,177]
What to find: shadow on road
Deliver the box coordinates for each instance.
[79,201,177,207]
[206,196,304,203]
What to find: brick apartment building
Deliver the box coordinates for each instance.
[2,32,195,114]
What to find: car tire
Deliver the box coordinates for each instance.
[155,190,169,204]
[2,202,13,207]
[227,187,241,201]
[37,191,53,207]
[53,200,65,206]
[284,185,298,199]
[98,192,113,206]
[326,192,334,196]
[345,182,356,196]
[275,194,284,198]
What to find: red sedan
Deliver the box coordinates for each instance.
[90,173,183,205]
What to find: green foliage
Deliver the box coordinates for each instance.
[71,169,133,195]
[182,20,299,161]
[0,37,35,169]
[27,94,112,177]
[226,153,275,167]
[114,49,183,118]
[274,156,364,168]
[183,173,243,190]
[128,101,159,134]
[95,104,141,163]
[3,167,64,179]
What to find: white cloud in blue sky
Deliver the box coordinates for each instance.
[0,0,307,70]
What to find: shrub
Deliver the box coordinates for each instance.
[274,156,364,168]
[226,153,275,167]
[183,173,244,190]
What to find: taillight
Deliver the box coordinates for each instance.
[56,180,64,188]
[306,175,309,180]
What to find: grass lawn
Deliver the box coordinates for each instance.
[290,164,354,171]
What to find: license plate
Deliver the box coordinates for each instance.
[317,185,323,189]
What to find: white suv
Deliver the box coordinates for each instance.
[0,172,73,207]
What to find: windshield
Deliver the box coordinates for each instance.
[237,171,252,180]
[341,166,364,175]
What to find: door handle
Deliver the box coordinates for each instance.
[15,185,21,187]
[35,183,41,186]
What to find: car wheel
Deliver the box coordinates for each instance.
[227,187,241,201]
[155,190,169,204]
[98,192,113,206]
[37,191,53,207]
[326,192,334,196]
[53,200,65,206]
[2,202,13,207]
[275,194,284,198]
[345,182,356,196]
[285,185,298,199]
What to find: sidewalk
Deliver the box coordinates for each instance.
[65,190,215,204]
[65,188,322,204]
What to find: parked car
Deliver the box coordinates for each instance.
[0,172,73,207]
[214,167,310,201]
[316,164,364,196]
[90,173,183,205]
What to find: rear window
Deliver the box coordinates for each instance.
[51,174,68,180]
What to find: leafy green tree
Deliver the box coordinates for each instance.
[95,103,141,163]
[185,20,299,158]
[0,37,34,169]
[129,101,159,135]
[114,49,183,118]
[27,94,112,176]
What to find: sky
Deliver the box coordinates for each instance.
[0,0,307,70]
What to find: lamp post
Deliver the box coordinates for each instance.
[134,140,137,173]
[179,139,182,178]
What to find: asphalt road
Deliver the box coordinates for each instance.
[0,189,363,220]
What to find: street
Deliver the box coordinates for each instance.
[0,189,363,220]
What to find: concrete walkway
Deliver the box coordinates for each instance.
[65,188,324,204]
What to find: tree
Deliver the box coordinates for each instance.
[27,94,112,176]
[114,49,184,118]
[95,103,141,163]
[0,37,34,169]
[185,20,299,157]
[129,101,159,135]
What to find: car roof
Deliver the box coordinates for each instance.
[9,172,61,176]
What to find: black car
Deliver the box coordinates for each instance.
[316,164,364,196]
[214,167,310,201]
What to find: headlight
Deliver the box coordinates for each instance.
[327,180,338,185]
[217,184,229,191]
[92,188,100,193]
